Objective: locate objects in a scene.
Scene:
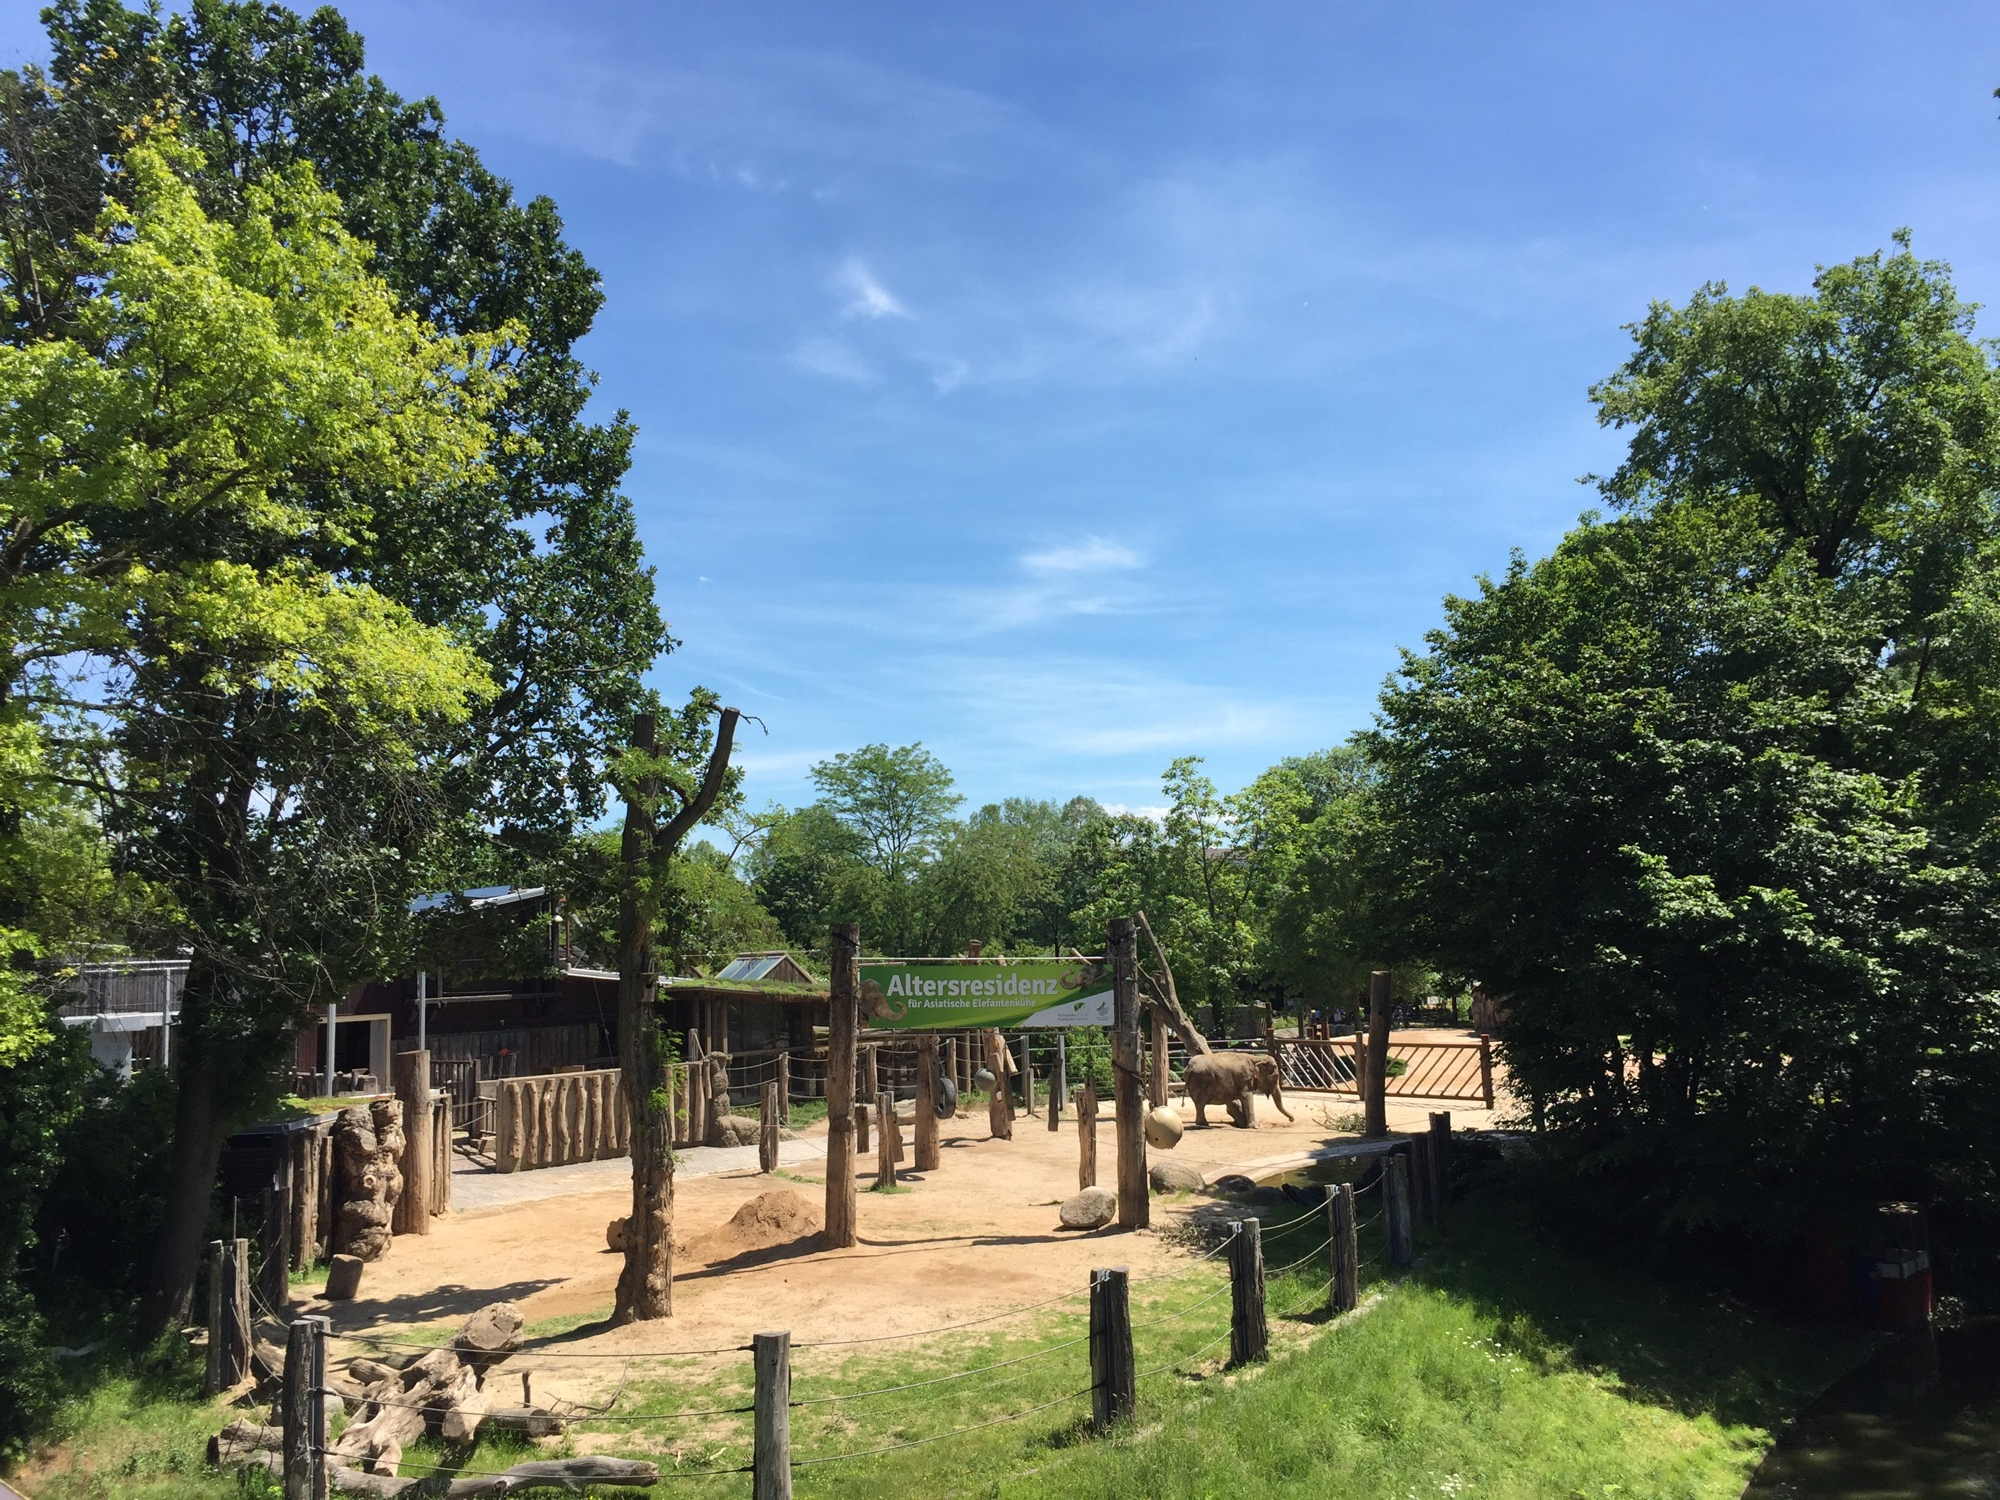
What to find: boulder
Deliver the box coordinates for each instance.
[606,1216,628,1252]
[1149,1160,1205,1194]
[1211,1173,1257,1194]
[1058,1186,1117,1230]
[1144,1106,1185,1150]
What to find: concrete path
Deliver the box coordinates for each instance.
[449,1137,828,1212]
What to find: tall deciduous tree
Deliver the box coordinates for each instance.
[5,0,669,1328]
[1369,239,2000,1238]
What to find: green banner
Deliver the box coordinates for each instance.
[857,959,1113,1030]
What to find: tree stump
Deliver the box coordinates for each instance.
[324,1254,364,1300]
[332,1099,405,1262]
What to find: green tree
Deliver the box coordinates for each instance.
[6,0,671,1330]
[1369,238,2000,1239]
[810,743,962,882]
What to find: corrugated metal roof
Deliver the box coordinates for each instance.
[408,885,548,914]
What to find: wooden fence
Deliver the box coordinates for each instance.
[489,1068,629,1172]
[1151,1032,1498,1108]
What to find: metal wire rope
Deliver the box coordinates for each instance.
[789,1385,1098,1468]
[789,1330,1092,1407]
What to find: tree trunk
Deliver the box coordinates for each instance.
[614,712,671,1324]
[140,1040,224,1332]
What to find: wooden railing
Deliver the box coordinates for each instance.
[1156,1032,1498,1108]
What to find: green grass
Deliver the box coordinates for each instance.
[272,1094,374,1119]
[12,1187,1864,1500]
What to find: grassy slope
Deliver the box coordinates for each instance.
[12,1188,1862,1500]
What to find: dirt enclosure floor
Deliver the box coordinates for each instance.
[303,1068,1500,1376]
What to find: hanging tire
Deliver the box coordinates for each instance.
[935,1075,958,1117]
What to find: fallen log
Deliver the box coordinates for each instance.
[205,1418,281,1465]
[235,1450,662,1497]
[328,1302,523,1475]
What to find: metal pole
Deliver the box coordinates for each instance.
[417,968,428,1052]
[322,1003,336,1096]
[159,967,171,1069]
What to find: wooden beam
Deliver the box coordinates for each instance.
[1110,918,1147,1230]
[824,925,859,1249]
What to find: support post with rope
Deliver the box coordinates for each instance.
[1329,1182,1359,1314]
[1228,1218,1267,1367]
[1090,1267,1134,1431]
[1386,1154,1413,1268]
[753,1331,792,1500]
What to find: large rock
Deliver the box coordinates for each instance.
[1144,1106,1185,1150]
[1058,1186,1117,1230]
[1149,1160,1205,1194]
[606,1216,629,1252]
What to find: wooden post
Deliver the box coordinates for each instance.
[281,1316,327,1500]
[1228,1219,1268,1366]
[264,1142,292,1310]
[986,1031,1012,1140]
[855,1099,871,1155]
[1351,1032,1366,1100]
[1364,971,1392,1137]
[204,1239,225,1396]
[1407,1136,1430,1231]
[1478,1034,1497,1110]
[229,1236,251,1385]
[1019,1034,1035,1116]
[1328,1183,1359,1314]
[1110,917,1148,1230]
[1386,1154,1413,1268]
[824,924,859,1250]
[1428,1111,1451,1225]
[686,1030,707,1151]
[945,1038,959,1100]
[1089,1267,1135,1431]
[915,1035,940,1171]
[862,1044,878,1115]
[880,1088,904,1192]
[759,1082,779,1173]
[753,1331,792,1500]
[1077,1084,1098,1189]
[1148,1008,1168,1107]
[392,1050,432,1237]
[1049,1035,1066,1132]
[776,1052,791,1127]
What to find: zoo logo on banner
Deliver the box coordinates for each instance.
[856,959,1113,1030]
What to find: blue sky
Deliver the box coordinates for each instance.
[8,1,1999,819]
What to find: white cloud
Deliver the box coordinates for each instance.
[1098,803,1169,821]
[1020,536,1143,574]
[790,336,878,384]
[835,257,911,320]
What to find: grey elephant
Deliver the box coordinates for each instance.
[1183,1051,1294,1129]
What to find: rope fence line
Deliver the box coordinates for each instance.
[330,1330,752,1359]
[789,1384,1100,1468]
[1126,1278,1233,1333]
[314,1387,756,1422]
[790,1330,1092,1406]
[1132,1324,1234,1381]
[312,1447,754,1480]
[790,1285,1090,1350]
[1265,1235,1336,1278]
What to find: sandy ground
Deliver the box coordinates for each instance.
[297,1077,1500,1370]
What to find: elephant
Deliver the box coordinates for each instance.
[1183,1051,1294,1129]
